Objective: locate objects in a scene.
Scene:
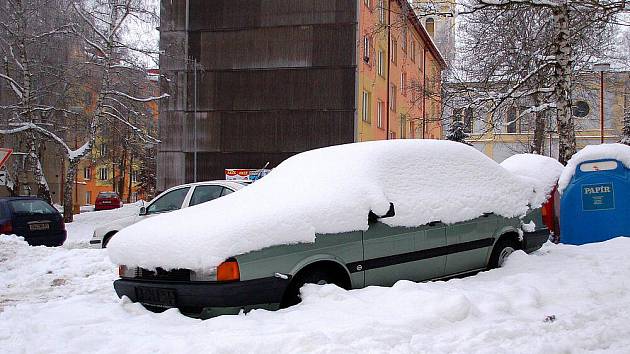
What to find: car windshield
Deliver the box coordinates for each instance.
[10,199,57,215]
[98,192,118,198]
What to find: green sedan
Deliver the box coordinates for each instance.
[114,205,550,318]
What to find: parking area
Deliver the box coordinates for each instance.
[2,213,630,353]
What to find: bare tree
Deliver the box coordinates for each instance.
[1,0,164,222]
[457,0,629,164]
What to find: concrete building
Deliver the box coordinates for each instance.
[444,71,630,162]
[157,0,446,191]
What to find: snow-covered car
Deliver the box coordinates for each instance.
[89,180,247,248]
[109,140,562,318]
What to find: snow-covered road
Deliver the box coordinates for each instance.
[1,211,630,353]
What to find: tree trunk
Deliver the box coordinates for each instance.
[127,154,133,203]
[620,107,630,145]
[552,4,576,164]
[63,162,77,223]
[531,93,546,154]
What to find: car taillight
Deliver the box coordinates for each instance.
[118,265,128,277]
[217,259,240,282]
[0,221,13,234]
[541,185,557,235]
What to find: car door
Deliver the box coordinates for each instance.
[187,185,227,207]
[444,213,498,275]
[362,222,447,287]
[144,187,191,217]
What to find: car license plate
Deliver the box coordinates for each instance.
[29,223,49,231]
[135,287,177,307]
[102,201,111,204]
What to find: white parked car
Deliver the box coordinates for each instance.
[89,180,248,248]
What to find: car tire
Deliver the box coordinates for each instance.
[488,236,519,269]
[102,232,117,248]
[280,269,344,308]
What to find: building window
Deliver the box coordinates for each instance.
[378,0,385,24]
[453,108,463,123]
[389,84,397,111]
[425,18,435,38]
[364,0,371,8]
[402,27,407,53]
[99,167,108,181]
[377,49,384,77]
[401,72,407,96]
[506,107,517,133]
[400,115,407,139]
[363,35,370,63]
[390,39,397,65]
[83,167,91,180]
[377,100,384,128]
[463,108,473,134]
[572,100,590,118]
[131,170,139,183]
[99,143,107,157]
[410,40,416,62]
[362,90,371,123]
[85,191,92,205]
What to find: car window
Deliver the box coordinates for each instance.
[221,188,234,197]
[9,200,57,215]
[189,185,224,206]
[97,192,119,198]
[146,187,190,214]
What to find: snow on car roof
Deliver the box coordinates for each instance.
[558,143,630,194]
[500,153,563,205]
[108,140,549,270]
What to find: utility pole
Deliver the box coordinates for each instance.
[593,63,610,144]
[193,58,198,182]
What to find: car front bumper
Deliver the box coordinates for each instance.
[113,276,290,318]
[522,228,551,253]
[23,231,67,247]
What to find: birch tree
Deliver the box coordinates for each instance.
[1,0,164,222]
[459,0,629,164]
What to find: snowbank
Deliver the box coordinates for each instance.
[64,202,143,248]
[558,143,630,193]
[0,235,116,309]
[500,153,563,206]
[109,140,544,270]
[4,236,630,353]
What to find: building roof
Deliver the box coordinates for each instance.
[396,0,448,69]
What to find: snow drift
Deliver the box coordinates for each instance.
[108,140,552,270]
[558,143,630,193]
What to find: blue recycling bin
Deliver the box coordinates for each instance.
[560,158,630,245]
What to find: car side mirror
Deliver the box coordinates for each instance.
[139,206,147,216]
[368,203,395,223]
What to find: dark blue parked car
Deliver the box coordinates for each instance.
[0,197,66,246]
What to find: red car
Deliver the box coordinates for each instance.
[95,191,123,211]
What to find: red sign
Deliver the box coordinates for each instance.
[0,148,12,168]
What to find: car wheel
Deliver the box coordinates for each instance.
[488,237,519,269]
[280,269,344,308]
[102,232,118,248]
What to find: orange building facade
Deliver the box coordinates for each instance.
[357,0,445,141]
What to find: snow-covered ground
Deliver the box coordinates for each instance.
[2,211,630,353]
[64,202,143,248]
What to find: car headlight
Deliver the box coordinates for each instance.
[118,265,136,278]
